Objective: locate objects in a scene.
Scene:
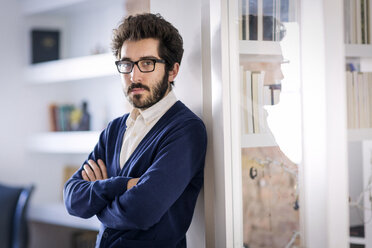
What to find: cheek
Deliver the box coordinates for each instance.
[121,75,131,88]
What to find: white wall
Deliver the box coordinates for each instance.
[150,1,205,247]
[0,0,28,184]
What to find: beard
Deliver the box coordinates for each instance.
[125,71,169,110]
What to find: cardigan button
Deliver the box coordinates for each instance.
[103,232,108,238]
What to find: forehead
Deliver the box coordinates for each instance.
[120,38,160,60]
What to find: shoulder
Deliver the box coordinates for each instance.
[103,113,130,137]
[167,101,205,126]
[162,101,207,140]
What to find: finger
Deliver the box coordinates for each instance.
[133,178,140,185]
[97,159,108,179]
[82,170,90,181]
[83,164,95,181]
[88,160,103,180]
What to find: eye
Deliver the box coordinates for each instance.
[121,61,132,69]
[139,60,154,67]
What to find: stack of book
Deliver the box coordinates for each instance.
[346,70,372,129]
[239,0,292,41]
[49,101,91,132]
[240,67,281,134]
[344,0,372,44]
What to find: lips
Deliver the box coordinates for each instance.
[128,83,150,95]
[130,88,145,94]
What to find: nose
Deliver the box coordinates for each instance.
[130,63,143,82]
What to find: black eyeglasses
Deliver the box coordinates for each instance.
[115,58,166,74]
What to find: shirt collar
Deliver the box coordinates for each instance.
[126,90,177,127]
[140,90,177,125]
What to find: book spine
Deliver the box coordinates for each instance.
[240,66,248,133]
[246,70,254,134]
[249,0,258,40]
[246,0,250,40]
[257,0,263,41]
[241,0,246,40]
[251,72,260,133]
[357,0,362,44]
[369,0,372,43]
[369,73,372,127]
[257,71,266,133]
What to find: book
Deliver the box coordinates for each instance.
[62,165,79,200]
[246,71,254,134]
[239,0,244,40]
[353,71,360,128]
[263,0,275,41]
[31,29,60,64]
[351,0,357,44]
[344,0,351,44]
[241,67,248,133]
[368,73,372,127]
[346,71,354,128]
[245,0,250,40]
[369,0,372,43]
[249,0,258,40]
[356,0,362,44]
[257,71,266,133]
[280,0,289,22]
[240,67,254,134]
[257,0,263,41]
[251,72,260,133]
[363,72,370,127]
[48,103,58,132]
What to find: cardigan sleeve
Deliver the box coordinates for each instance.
[96,120,207,230]
[63,122,132,219]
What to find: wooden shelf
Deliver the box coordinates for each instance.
[24,53,117,84]
[241,133,277,148]
[27,131,100,154]
[345,44,372,58]
[28,203,100,231]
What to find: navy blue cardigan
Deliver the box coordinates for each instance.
[63,101,207,248]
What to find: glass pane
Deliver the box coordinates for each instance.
[345,0,372,242]
[236,0,302,247]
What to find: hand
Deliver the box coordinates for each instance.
[82,159,108,182]
[127,178,139,190]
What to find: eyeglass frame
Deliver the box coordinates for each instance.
[115,58,166,74]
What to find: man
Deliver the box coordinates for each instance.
[63,13,207,248]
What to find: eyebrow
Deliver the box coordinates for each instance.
[119,56,159,62]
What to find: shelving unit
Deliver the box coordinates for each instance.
[348,129,372,142]
[239,40,283,63]
[28,203,100,231]
[345,11,372,248]
[20,0,127,239]
[345,44,372,58]
[24,53,117,84]
[27,131,100,154]
[238,40,280,148]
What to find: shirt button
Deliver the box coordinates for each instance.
[103,232,108,238]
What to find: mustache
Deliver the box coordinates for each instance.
[127,83,150,93]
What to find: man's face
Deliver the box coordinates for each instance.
[119,38,170,109]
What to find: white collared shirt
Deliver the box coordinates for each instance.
[119,90,178,168]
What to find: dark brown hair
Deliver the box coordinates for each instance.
[112,13,184,72]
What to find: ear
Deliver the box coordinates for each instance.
[168,63,180,82]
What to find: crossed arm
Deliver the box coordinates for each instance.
[65,120,207,230]
[82,159,139,190]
